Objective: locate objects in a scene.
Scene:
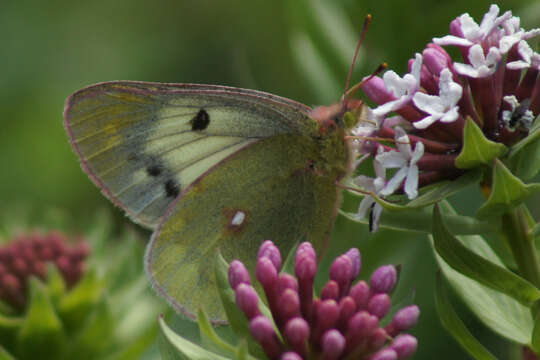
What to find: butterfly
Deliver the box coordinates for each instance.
[63,80,366,322]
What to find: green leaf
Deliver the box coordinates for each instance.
[158,316,230,360]
[215,252,251,337]
[340,205,496,235]
[68,297,115,358]
[455,117,507,169]
[281,242,299,275]
[349,169,482,213]
[0,346,16,360]
[214,252,271,359]
[435,275,498,360]
[477,159,540,219]
[407,169,483,207]
[197,309,236,356]
[17,278,65,360]
[532,307,540,352]
[433,202,534,344]
[508,119,540,180]
[45,264,66,307]
[433,205,540,306]
[532,223,540,239]
[58,269,103,332]
[235,340,250,360]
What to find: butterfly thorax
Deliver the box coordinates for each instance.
[307,102,361,181]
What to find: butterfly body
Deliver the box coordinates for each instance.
[64,81,358,321]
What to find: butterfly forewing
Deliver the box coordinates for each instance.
[64,81,313,228]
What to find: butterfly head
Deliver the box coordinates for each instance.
[309,99,364,134]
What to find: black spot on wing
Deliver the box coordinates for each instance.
[191,109,210,131]
[165,179,180,198]
[147,164,163,177]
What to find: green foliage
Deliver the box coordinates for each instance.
[433,205,540,307]
[0,213,165,360]
[477,159,540,219]
[432,203,534,346]
[435,275,498,360]
[455,118,507,169]
[508,118,540,180]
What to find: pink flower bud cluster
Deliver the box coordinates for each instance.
[228,241,419,360]
[0,231,90,310]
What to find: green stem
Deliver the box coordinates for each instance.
[502,205,540,288]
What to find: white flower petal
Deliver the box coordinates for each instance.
[454,62,482,77]
[499,32,522,53]
[410,53,423,82]
[410,142,425,165]
[357,196,375,219]
[413,115,439,129]
[433,35,474,47]
[354,175,376,190]
[376,151,407,168]
[383,71,408,97]
[373,177,386,193]
[503,95,519,110]
[404,165,419,199]
[439,69,463,105]
[468,44,486,68]
[380,167,408,196]
[371,204,383,232]
[413,92,445,114]
[441,107,460,122]
[485,46,502,65]
[460,13,482,41]
[372,99,408,117]
[507,60,531,70]
[373,156,386,180]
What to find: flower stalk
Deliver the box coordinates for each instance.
[501,205,540,288]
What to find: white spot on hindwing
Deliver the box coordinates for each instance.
[231,211,246,226]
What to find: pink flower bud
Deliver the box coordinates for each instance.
[284,317,309,357]
[296,242,316,259]
[350,281,370,309]
[256,256,278,287]
[338,296,356,328]
[345,248,362,278]
[330,255,353,296]
[391,334,418,359]
[278,289,301,323]
[368,293,392,319]
[386,305,420,336]
[258,240,282,270]
[314,299,340,338]
[278,273,298,294]
[347,311,379,338]
[228,260,251,289]
[321,280,339,300]
[280,352,302,360]
[235,283,260,320]
[250,315,282,359]
[368,328,388,350]
[369,348,398,360]
[370,265,397,294]
[322,329,345,360]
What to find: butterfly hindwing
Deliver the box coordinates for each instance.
[64,81,313,228]
[145,133,342,321]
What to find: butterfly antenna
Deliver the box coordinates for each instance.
[344,62,387,101]
[343,14,372,98]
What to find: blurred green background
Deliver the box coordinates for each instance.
[1,0,539,358]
